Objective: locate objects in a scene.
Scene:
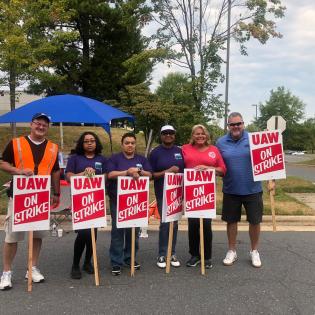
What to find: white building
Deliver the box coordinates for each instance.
[0,91,43,116]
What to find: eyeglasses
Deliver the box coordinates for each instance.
[83,140,96,144]
[161,131,175,136]
[32,121,49,128]
[228,122,244,127]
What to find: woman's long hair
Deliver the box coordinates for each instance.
[74,131,103,155]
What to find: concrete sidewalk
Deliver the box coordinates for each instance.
[2,215,315,232]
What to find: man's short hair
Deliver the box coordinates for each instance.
[228,112,243,122]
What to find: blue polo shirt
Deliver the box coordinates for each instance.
[216,131,262,195]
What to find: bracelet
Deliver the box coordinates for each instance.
[53,193,60,197]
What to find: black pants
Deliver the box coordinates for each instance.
[72,228,98,266]
[188,218,212,260]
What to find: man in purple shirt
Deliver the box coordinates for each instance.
[149,125,184,269]
[107,133,152,276]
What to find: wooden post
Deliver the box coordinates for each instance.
[166,222,174,274]
[91,228,100,286]
[27,231,33,292]
[199,218,205,275]
[269,179,277,232]
[130,227,135,277]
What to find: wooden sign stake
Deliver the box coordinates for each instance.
[166,222,174,274]
[91,228,100,286]
[199,218,205,275]
[269,179,277,232]
[27,231,33,292]
[130,227,135,277]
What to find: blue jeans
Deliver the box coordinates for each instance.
[157,196,178,257]
[109,199,139,267]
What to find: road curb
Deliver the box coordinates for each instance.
[2,215,315,232]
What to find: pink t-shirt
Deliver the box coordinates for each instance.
[182,144,226,175]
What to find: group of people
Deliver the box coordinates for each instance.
[0,111,264,291]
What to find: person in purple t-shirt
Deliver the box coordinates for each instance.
[149,125,184,269]
[107,133,152,276]
[65,132,107,280]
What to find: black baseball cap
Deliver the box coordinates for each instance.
[32,113,51,123]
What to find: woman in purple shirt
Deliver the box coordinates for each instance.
[65,132,107,279]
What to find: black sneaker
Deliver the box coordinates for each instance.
[111,266,121,276]
[170,255,181,267]
[186,256,201,267]
[125,260,141,270]
[205,259,213,269]
[157,256,166,269]
[71,265,82,279]
[83,262,94,274]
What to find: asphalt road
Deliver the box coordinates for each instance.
[286,164,315,183]
[1,230,315,315]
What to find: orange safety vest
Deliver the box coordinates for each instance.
[12,137,58,175]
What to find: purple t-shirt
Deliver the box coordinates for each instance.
[65,154,107,175]
[149,145,184,200]
[106,152,152,199]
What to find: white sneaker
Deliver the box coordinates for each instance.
[25,266,45,283]
[223,250,237,266]
[157,256,166,268]
[170,255,181,267]
[250,250,262,268]
[0,271,12,290]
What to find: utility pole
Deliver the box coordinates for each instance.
[224,0,231,131]
[252,104,258,121]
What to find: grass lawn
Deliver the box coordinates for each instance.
[0,126,314,216]
[297,158,315,166]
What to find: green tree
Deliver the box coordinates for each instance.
[256,86,305,129]
[156,72,209,144]
[114,82,173,146]
[0,0,74,134]
[28,0,152,101]
[284,118,315,152]
[151,0,285,115]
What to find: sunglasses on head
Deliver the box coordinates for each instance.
[228,122,243,127]
[161,131,175,135]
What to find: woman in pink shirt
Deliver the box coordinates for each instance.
[182,124,226,268]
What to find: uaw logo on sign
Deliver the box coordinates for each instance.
[162,173,183,223]
[184,169,216,219]
[13,175,51,232]
[71,175,107,230]
[117,176,149,228]
[249,130,286,181]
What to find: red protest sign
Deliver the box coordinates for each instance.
[184,169,216,219]
[71,175,107,230]
[249,130,286,181]
[162,173,183,223]
[12,176,51,231]
[117,176,149,228]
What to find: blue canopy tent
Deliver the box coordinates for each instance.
[0,94,134,151]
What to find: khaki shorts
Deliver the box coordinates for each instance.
[4,199,48,243]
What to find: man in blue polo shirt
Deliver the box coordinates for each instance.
[216,112,263,268]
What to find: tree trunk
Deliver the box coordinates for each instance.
[77,14,90,95]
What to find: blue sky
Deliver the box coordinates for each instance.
[148,0,315,126]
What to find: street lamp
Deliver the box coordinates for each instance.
[252,104,258,121]
[224,0,231,131]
